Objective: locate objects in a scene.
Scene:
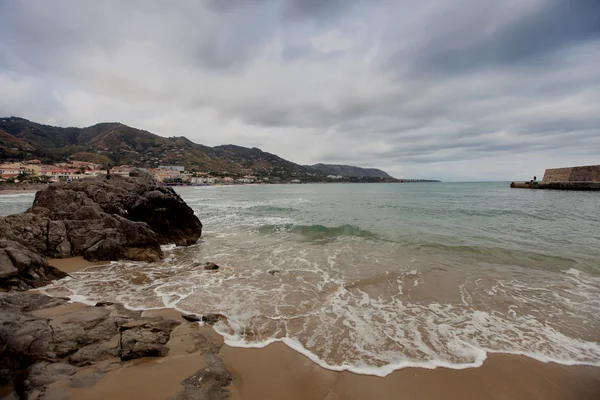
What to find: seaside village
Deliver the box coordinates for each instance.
[0,160,265,185]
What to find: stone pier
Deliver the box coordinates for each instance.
[511,165,600,191]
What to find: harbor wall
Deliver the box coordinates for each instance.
[542,165,600,182]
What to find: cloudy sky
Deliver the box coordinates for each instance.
[1,0,599,180]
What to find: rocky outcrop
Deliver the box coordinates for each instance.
[0,240,67,291]
[0,292,182,397]
[0,173,202,289]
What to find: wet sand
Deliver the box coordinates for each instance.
[223,344,600,400]
[48,256,108,273]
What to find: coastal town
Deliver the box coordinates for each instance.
[0,160,267,185]
[0,160,431,186]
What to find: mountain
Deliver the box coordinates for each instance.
[0,117,316,179]
[0,117,399,181]
[308,163,393,178]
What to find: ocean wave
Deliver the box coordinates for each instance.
[417,242,586,272]
[248,205,297,213]
[257,224,380,240]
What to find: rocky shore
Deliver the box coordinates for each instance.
[0,172,202,290]
[0,291,232,400]
[0,173,219,398]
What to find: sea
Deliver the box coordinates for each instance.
[2,182,599,376]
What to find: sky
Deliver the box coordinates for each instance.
[0,0,599,181]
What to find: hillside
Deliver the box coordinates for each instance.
[0,117,315,179]
[0,128,36,158]
[309,163,393,178]
[0,117,401,181]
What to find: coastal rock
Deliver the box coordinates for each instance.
[0,292,67,312]
[0,306,55,384]
[29,173,202,247]
[0,292,183,396]
[0,240,67,291]
[0,214,49,255]
[182,313,203,322]
[26,362,78,389]
[202,313,222,325]
[0,174,202,289]
[119,318,180,360]
[204,262,219,270]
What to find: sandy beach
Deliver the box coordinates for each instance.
[23,259,599,400]
[47,257,109,274]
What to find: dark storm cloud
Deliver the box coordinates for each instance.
[396,0,600,75]
[1,0,599,181]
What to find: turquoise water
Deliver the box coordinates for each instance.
[186,182,600,273]
[8,183,599,374]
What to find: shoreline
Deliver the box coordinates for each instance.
[0,189,39,195]
[35,258,600,399]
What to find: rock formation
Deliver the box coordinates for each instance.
[0,173,202,289]
[0,292,181,397]
[0,240,67,291]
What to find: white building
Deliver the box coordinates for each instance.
[158,165,185,172]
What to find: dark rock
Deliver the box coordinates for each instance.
[0,240,67,291]
[202,313,221,325]
[124,246,162,263]
[171,365,233,400]
[182,314,203,322]
[267,269,280,275]
[26,362,78,389]
[119,318,181,361]
[0,174,201,289]
[0,292,184,396]
[94,301,114,307]
[0,292,67,312]
[204,262,219,270]
[0,308,55,384]
[0,214,49,255]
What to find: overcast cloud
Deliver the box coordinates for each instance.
[1,0,599,180]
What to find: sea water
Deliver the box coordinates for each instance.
[5,183,600,375]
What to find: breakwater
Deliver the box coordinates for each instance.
[512,165,600,190]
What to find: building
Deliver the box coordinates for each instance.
[158,165,185,172]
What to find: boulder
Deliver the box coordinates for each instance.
[0,174,202,289]
[29,174,202,247]
[119,318,181,360]
[0,292,182,396]
[0,240,67,291]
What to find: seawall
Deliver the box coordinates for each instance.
[543,165,600,183]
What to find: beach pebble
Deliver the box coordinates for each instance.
[202,313,220,325]
[204,262,219,270]
[182,313,203,322]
